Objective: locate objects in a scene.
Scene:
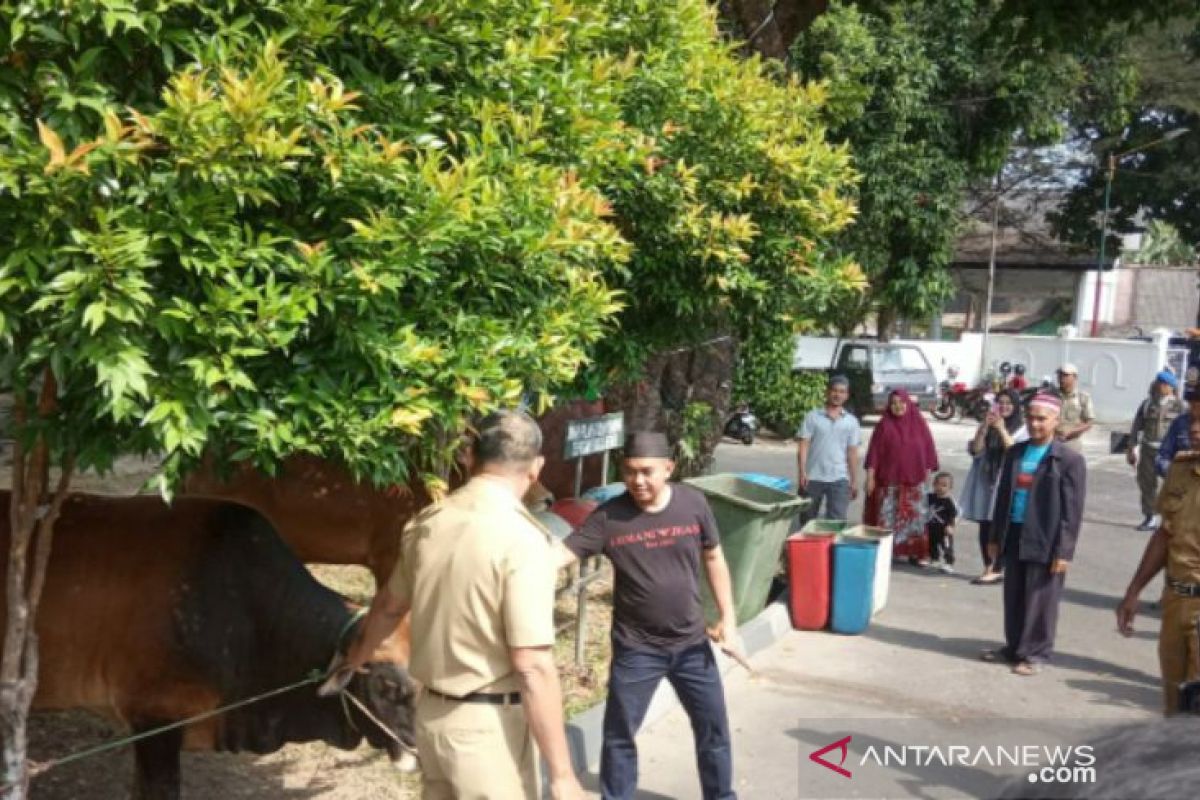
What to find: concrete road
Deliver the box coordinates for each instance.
[629,419,1167,799]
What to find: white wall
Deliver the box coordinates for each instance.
[896,334,983,387]
[984,327,1172,423]
[795,329,1170,423]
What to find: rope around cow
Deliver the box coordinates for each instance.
[2,608,417,791]
[7,671,324,790]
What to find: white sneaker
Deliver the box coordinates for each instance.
[940,562,954,574]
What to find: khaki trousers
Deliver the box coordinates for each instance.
[1157,589,1200,715]
[1137,443,1160,518]
[415,691,539,799]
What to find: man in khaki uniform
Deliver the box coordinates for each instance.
[1127,370,1184,530]
[331,411,584,799]
[1117,415,1200,714]
[1056,363,1095,453]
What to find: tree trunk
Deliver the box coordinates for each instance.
[774,0,829,47]
[1,373,73,800]
[726,0,788,59]
[725,0,830,59]
[603,337,736,478]
[876,307,897,342]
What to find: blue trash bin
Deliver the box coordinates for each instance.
[830,540,878,634]
[582,482,627,503]
[735,472,794,494]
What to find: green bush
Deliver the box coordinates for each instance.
[734,328,827,435]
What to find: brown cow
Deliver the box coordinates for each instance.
[181,452,571,587]
[1,492,416,800]
[179,451,570,681]
[180,453,433,588]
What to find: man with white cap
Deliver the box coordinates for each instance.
[982,392,1087,676]
[559,431,738,800]
[1056,363,1095,453]
[1127,370,1184,530]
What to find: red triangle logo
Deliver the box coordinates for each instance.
[809,735,853,778]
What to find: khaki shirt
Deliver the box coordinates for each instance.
[388,476,557,696]
[1059,389,1095,452]
[1132,395,1184,447]
[1156,455,1200,585]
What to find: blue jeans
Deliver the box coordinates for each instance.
[802,479,851,523]
[600,641,736,800]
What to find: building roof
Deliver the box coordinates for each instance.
[952,225,1110,271]
[951,190,1113,272]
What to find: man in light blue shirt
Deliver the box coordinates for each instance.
[796,375,862,521]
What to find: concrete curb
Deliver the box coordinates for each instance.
[564,600,792,773]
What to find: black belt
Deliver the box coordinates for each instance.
[1168,579,1200,598]
[427,687,522,705]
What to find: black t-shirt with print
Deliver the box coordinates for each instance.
[564,484,720,651]
[926,493,959,535]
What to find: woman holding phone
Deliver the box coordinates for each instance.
[960,388,1028,584]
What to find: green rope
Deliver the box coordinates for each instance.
[337,608,368,650]
[26,671,325,781]
[10,609,374,788]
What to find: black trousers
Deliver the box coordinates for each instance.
[977,521,995,570]
[929,524,955,564]
[1002,524,1065,664]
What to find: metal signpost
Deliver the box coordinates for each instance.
[561,412,624,665]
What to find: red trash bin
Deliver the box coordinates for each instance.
[787,534,833,630]
[549,498,598,531]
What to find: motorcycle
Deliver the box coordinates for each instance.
[930,365,992,422]
[1019,375,1056,408]
[724,404,758,445]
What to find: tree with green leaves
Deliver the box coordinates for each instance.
[788,0,1157,335]
[595,2,861,375]
[1050,17,1200,260]
[1134,220,1199,266]
[0,3,619,793]
[0,2,859,793]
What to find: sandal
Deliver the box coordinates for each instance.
[971,572,1003,585]
[1012,661,1042,676]
[980,648,1011,663]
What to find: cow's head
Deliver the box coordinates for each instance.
[345,661,419,768]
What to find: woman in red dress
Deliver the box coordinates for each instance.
[864,389,939,563]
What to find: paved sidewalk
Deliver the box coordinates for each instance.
[625,421,1164,799]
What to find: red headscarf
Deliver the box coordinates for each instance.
[865,389,938,486]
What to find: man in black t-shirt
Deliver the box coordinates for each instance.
[560,431,738,800]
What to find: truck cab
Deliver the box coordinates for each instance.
[793,337,938,419]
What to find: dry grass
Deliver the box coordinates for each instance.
[553,562,615,718]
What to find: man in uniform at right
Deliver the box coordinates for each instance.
[1155,388,1200,476]
[1055,363,1095,453]
[1126,370,1184,530]
[1117,415,1200,714]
